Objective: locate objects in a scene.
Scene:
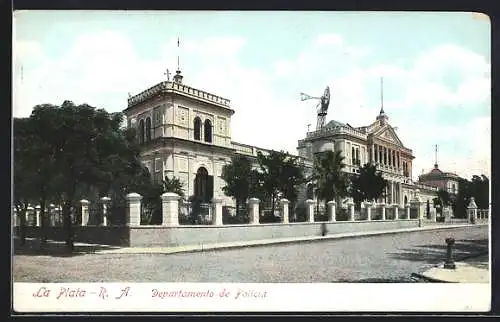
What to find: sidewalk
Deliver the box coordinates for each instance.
[92,222,487,255]
[412,252,489,283]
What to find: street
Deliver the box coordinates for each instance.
[13,225,488,283]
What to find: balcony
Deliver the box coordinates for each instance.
[306,125,368,141]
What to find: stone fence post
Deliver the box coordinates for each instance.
[80,199,89,226]
[365,202,373,221]
[248,198,260,224]
[161,192,180,227]
[410,196,423,227]
[100,196,111,226]
[35,205,41,227]
[13,208,19,227]
[467,197,478,224]
[26,206,34,226]
[126,193,142,227]
[393,204,399,220]
[280,198,289,224]
[327,201,336,222]
[379,203,386,220]
[347,200,355,221]
[211,198,223,226]
[430,206,437,222]
[305,199,315,223]
[49,204,56,227]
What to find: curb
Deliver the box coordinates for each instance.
[411,251,489,283]
[97,224,487,255]
[410,272,448,283]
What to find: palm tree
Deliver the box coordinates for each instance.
[310,150,349,209]
[162,176,185,198]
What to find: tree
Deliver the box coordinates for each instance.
[279,155,306,204]
[17,101,153,252]
[350,163,388,206]
[470,175,489,209]
[310,150,349,209]
[162,176,186,198]
[256,150,305,216]
[221,155,253,217]
[13,118,36,245]
[435,189,451,207]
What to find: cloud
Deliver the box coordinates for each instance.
[13,30,490,180]
[14,40,44,64]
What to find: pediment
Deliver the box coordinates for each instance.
[373,126,404,147]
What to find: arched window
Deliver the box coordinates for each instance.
[204,119,212,143]
[194,167,213,203]
[139,119,145,144]
[194,117,202,141]
[306,184,314,200]
[145,117,152,141]
[404,195,408,205]
[356,148,360,165]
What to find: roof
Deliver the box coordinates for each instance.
[325,120,345,128]
[419,164,461,180]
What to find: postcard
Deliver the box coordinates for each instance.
[12,10,491,313]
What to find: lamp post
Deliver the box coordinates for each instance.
[444,237,456,269]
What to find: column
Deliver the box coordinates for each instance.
[405,204,411,219]
[365,202,372,221]
[35,205,41,227]
[126,192,143,226]
[371,144,375,163]
[305,199,315,223]
[280,198,290,224]
[380,203,386,220]
[398,183,402,205]
[211,198,223,226]
[248,198,260,224]
[100,196,111,226]
[80,199,89,226]
[161,192,180,227]
[347,200,355,221]
[393,204,399,220]
[391,181,395,204]
[327,201,336,222]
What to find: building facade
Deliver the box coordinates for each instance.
[124,69,444,211]
[418,163,460,196]
[297,108,439,207]
[122,70,309,208]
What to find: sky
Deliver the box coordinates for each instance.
[13,11,491,181]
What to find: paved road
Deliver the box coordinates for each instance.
[13,225,488,283]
